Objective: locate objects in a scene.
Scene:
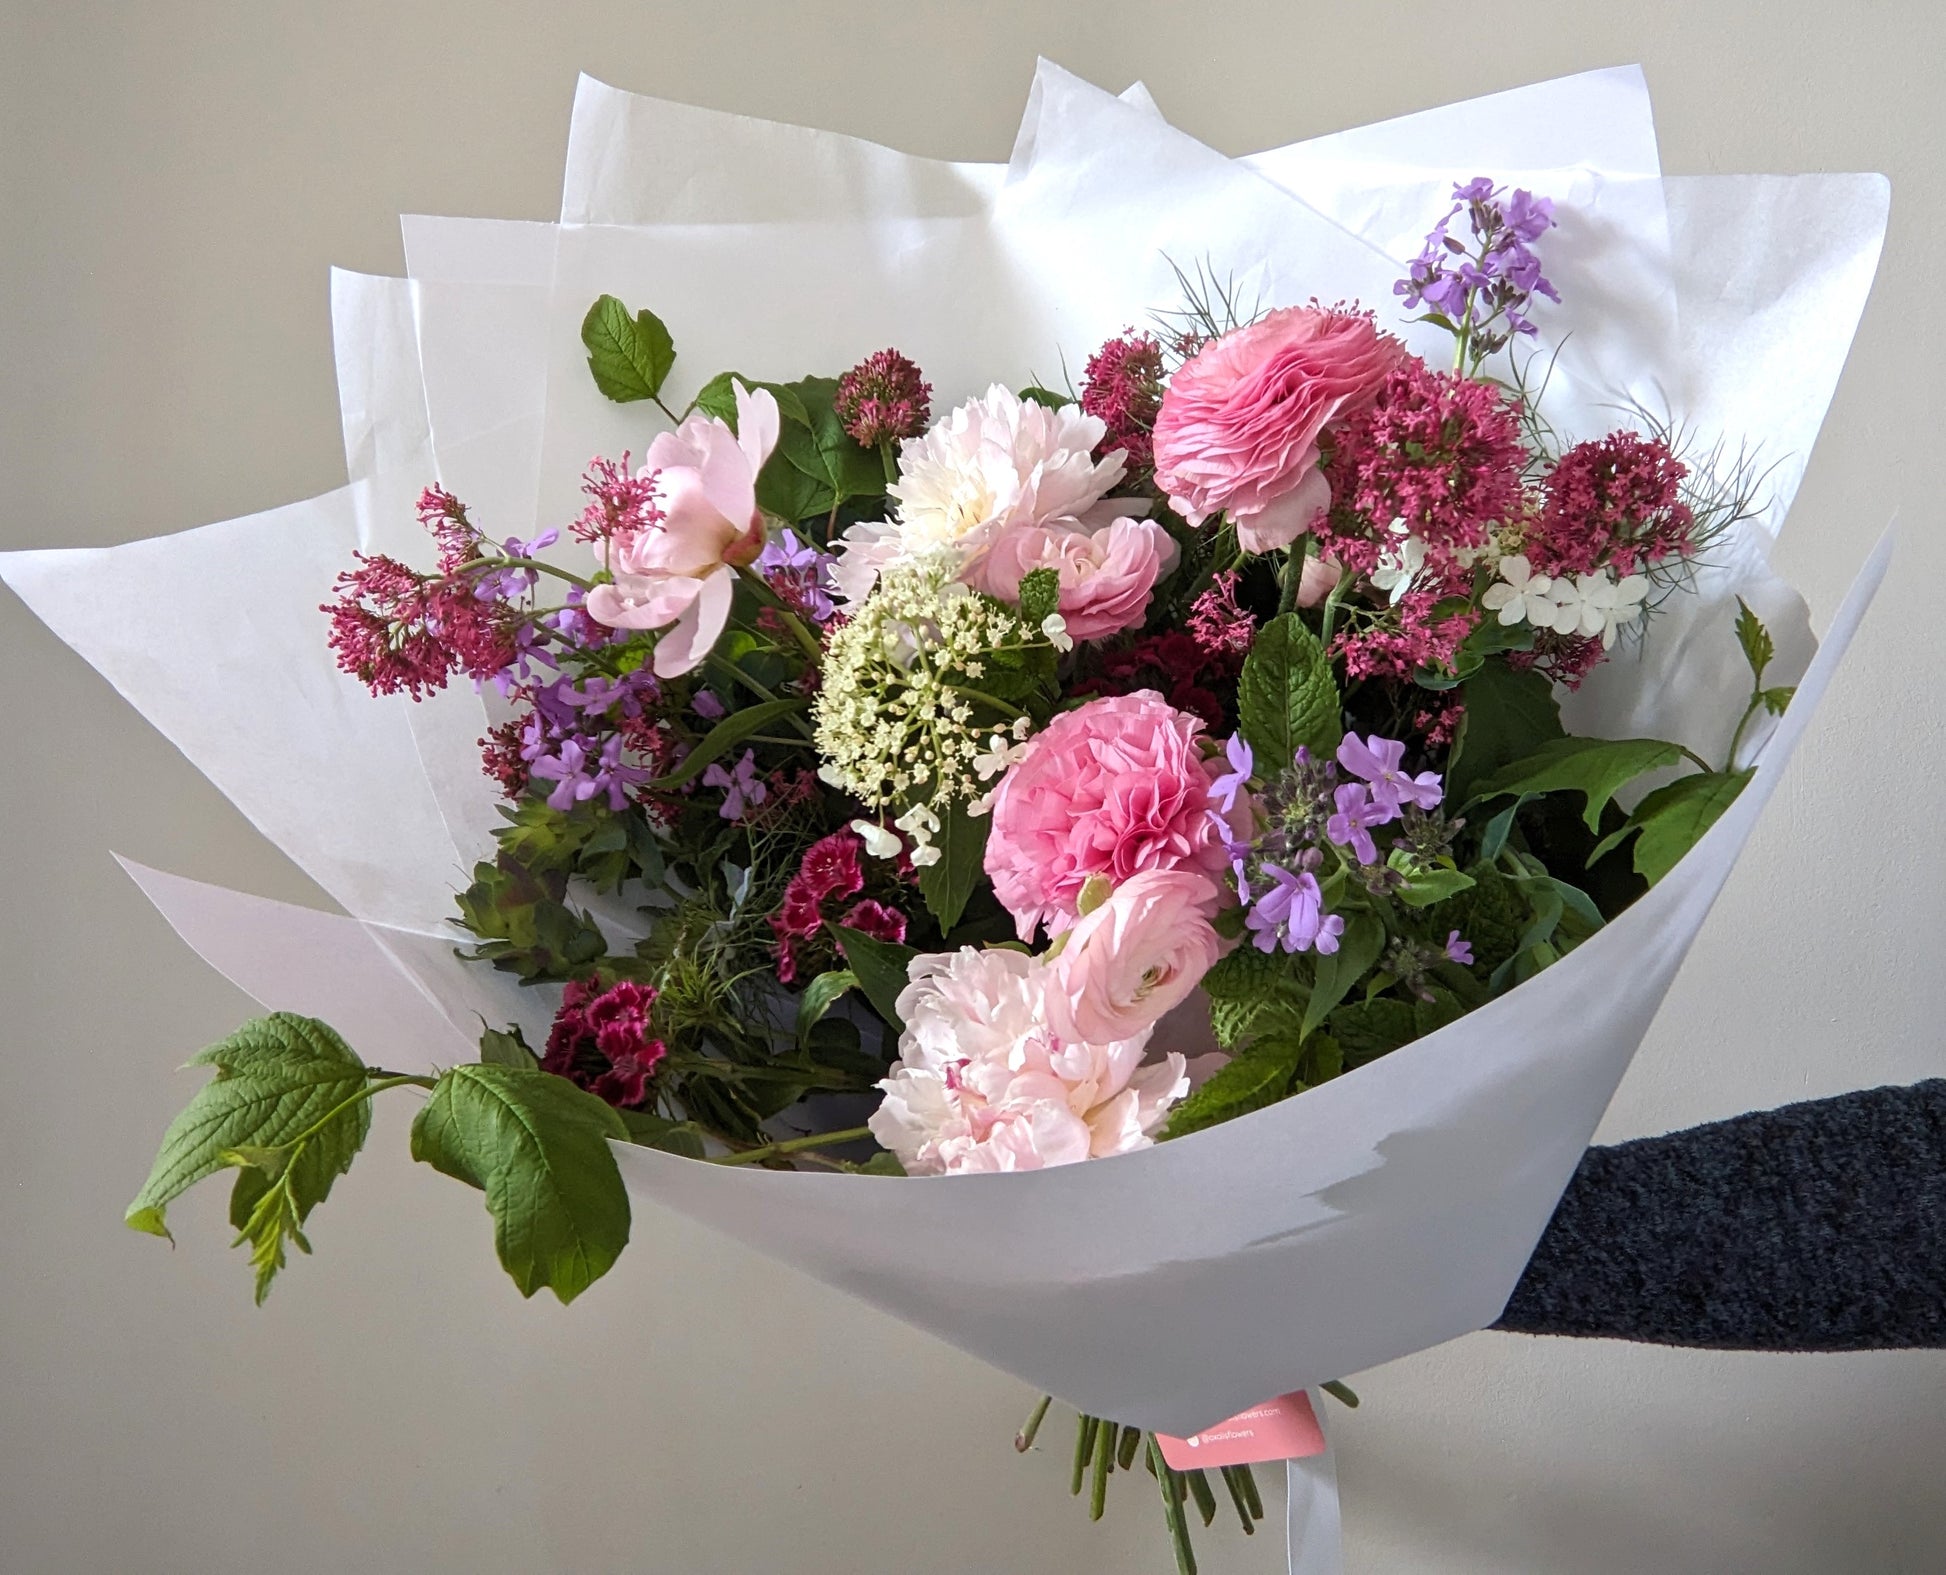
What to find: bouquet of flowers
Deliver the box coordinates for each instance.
[2,63,1888,1573]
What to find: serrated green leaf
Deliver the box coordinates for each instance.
[771,374,886,507]
[916,800,989,932]
[795,970,858,1048]
[409,1065,631,1304]
[1734,598,1775,685]
[830,924,918,1031]
[617,1109,708,1158]
[1301,913,1386,1041]
[1470,735,1686,831]
[479,1026,540,1070]
[648,697,809,790]
[126,1014,371,1247]
[1164,1035,1307,1137]
[1447,660,1564,804]
[1625,768,1754,885]
[1238,613,1341,770]
[1760,686,1795,717]
[581,295,676,404]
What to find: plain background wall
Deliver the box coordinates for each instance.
[2,2,1940,1571]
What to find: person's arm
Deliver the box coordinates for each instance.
[1492,1080,1946,1349]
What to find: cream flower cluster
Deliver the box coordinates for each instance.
[866,946,1188,1175]
[811,563,1055,855]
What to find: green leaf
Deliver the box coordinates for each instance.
[1301,913,1386,1041]
[126,1014,370,1247]
[1238,613,1341,770]
[1447,660,1564,804]
[1470,735,1686,831]
[581,295,676,404]
[617,1110,708,1158]
[1199,945,1309,1048]
[479,1025,540,1070]
[916,801,990,931]
[1734,598,1775,685]
[830,924,919,1031]
[1016,566,1062,628]
[409,1065,631,1304]
[771,374,887,508]
[795,970,858,1048]
[690,371,812,429]
[1017,385,1073,409]
[1164,1035,1306,1137]
[648,698,809,790]
[1394,864,1476,908]
[1625,768,1754,885]
[1760,686,1796,717]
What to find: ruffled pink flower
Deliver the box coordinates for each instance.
[1046,870,1224,1045]
[585,382,779,678]
[1153,307,1404,553]
[983,691,1243,940]
[866,946,1187,1175]
[963,516,1178,642]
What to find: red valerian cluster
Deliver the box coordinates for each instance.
[542,977,668,1110]
[1081,331,1166,471]
[321,488,518,699]
[1531,431,1694,577]
[770,830,911,985]
[835,349,933,448]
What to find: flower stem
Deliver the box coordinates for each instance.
[942,684,1025,718]
[736,566,825,662]
[706,1124,874,1167]
[1320,1378,1361,1409]
[1015,1395,1052,1453]
[1317,563,1357,648]
[1071,1415,1099,1496]
[456,555,594,592]
[1089,1412,1115,1520]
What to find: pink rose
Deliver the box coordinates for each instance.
[1046,870,1224,1046]
[983,691,1243,940]
[964,516,1178,642]
[586,381,779,678]
[1153,308,1404,554]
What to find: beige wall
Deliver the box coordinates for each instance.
[2,3,1941,1571]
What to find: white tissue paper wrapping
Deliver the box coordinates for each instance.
[1,65,1889,1439]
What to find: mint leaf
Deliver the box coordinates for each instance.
[1164,1034,1306,1137]
[1238,613,1341,770]
[830,923,918,1031]
[410,1065,631,1304]
[126,1014,371,1248]
[581,295,675,404]
[1301,912,1386,1040]
[1447,660,1564,804]
[1734,598,1775,685]
[1469,735,1686,831]
[916,800,990,931]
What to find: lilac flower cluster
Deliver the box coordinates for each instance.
[1395,177,1560,354]
[1212,732,1463,957]
[520,665,660,811]
[757,528,840,624]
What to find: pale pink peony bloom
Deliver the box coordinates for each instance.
[832,384,1130,603]
[585,382,779,677]
[1153,308,1403,554]
[867,946,1187,1176]
[983,690,1243,941]
[964,515,1179,642]
[1046,869,1224,1045]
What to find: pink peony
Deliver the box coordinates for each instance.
[1046,870,1224,1045]
[585,381,779,678]
[1152,307,1404,554]
[983,691,1242,940]
[866,946,1188,1175]
[963,516,1178,642]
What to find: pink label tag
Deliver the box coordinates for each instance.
[1154,1392,1325,1471]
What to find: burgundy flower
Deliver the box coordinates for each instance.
[543,978,667,1111]
[834,349,932,447]
[1081,331,1165,470]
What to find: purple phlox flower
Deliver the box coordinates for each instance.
[1245,862,1328,955]
[1395,178,1559,339]
[1209,733,1253,816]
[1444,930,1474,966]
[757,528,839,623]
[470,528,562,602]
[1326,782,1388,865]
[692,688,726,720]
[524,727,648,812]
[1206,808,1254,902]
[702,748,767,821]
[1313,913,1345,955]
[1335,732,1443,815]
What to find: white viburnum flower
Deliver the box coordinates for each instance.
[1574,569,1651,648]
[850,819,903,859]
[1482,554,1577,630]
[1041,612,1074,652]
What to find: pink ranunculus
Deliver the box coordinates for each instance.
[983,691,1242,940]
[1046,869,1223,1046]
[1298,550,1342,607]
[865,946,1187,1175]
[1152,307,1404,553]
[964,516,1179,642]
[585,381,779,677]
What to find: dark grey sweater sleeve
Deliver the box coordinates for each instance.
[1491,1081,1946,1349]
